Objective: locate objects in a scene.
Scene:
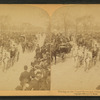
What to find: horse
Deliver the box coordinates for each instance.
[92,47,99,66]
[10,46,19,66]
[84,50,92,71]
[2,52,10,72]
[51,42,72,64]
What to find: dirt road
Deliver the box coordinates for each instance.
[51,57,100,90]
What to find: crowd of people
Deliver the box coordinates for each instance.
[50,33,72,64]
[50,32,100,71]
[0,32,20,72]
[16,34,51,90]
[74,33,100,71]
[0,30,100,90]
[0,32,39,72]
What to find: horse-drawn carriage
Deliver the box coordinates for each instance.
[51,41,72,64]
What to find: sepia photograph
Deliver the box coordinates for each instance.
[51,5,100,91]
[0,4,100,96]
[0,5,51,91]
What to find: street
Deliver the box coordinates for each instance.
[0,34,46,90]
[51,56,100,90]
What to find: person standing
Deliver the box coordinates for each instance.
[19,65,30,89]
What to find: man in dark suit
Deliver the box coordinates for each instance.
[27,71,42,90]
[19,65,30,88]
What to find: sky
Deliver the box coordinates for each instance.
[51,5,100,32]
[0,4,100,33]
[0,5,50,30]
[52,5,100,22]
